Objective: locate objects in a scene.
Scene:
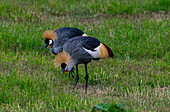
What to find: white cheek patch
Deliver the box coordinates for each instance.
[83,46,100,58]
[49,40,52,45]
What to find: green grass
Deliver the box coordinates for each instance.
[0,0,169,20]
[0,0,169,111]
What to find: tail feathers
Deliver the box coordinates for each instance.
[42,30,57,40]
[101,43,114,58]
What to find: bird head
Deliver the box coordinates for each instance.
[42,30,57,48]
[44,39,53,48]
[54,51,72,74]
[61,63,67,74]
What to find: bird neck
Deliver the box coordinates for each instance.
[67,60,77,72]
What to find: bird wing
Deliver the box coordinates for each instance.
[81,37,100,51]
[55,27,84,39]
[81,37,101,59]
[51,28,85,55]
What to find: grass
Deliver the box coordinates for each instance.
[0,0,169,111]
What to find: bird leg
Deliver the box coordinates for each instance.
[69,72,74,78]
[68,72,71,78]
[73,65,79,91]
[69,67,75,78]
[85,64,88,93]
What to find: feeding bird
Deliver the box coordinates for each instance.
[54,36,113,92]
[42,27,88,55]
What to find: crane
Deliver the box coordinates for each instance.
[42,27,88,54]
[54,36,113,92]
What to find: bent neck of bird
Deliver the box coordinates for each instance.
[67,60,77,72]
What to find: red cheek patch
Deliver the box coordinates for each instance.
[50,44,53,48]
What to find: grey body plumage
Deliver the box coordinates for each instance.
[63,36,96,66]
[51,27,85,54]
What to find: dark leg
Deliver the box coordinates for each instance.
[69,72,71,78]
[73,65,79,91]
[69,68,75,78]
[85,64,88,93]
[69,71,74,78]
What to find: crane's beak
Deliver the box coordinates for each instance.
[62,70,65,74]
[61,69,65,74]
[44,44,49,48]
[62,71,65,74]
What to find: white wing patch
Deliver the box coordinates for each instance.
[83,46,100,58]
[82,33,88,36]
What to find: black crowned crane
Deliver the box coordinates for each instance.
[42,27,88,55]
[54,36,113,92]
